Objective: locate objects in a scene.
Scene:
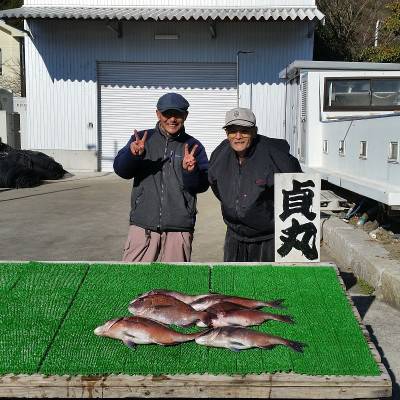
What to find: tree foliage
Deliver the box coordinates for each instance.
[314,0,392,61]
[384,1,400,35]
[0,60,21,95]
[0,0,24,29]
[361,1,400,62]
[0,0,23,10]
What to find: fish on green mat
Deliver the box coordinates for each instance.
[94,316,203,348]
[128,293,212,327]
[136,289,211,304]
[190,294,285,311]
[195,327,305,353]
[207,302,294,328]
[136,289,285,311]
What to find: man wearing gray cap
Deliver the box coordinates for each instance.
[114,93,209,262]
[208,107,301,262]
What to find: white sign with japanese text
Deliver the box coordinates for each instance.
[274,173,321,262]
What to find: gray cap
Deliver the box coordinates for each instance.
[222,107,256,129]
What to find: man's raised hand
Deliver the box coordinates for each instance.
[182,143,198,172]
[130,130,148,156]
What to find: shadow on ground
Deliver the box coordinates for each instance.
[364,323,400,400]
[340,267,398,399]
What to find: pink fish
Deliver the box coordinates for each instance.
[190,294,285,311]
[207,302,294,328]
[128,293,211,327]
[136,289,210,304]
[195,327,304,352]
[94,316,202,348]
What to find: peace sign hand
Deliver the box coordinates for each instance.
[130,130,148,156]
[182,143,199,172]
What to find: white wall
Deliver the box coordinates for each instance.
[24,18,314,155]
[305,71,322,167]
[0,111,7,143]
[317,70,400,187]
[13,96,26,148]
[321,115,400,185]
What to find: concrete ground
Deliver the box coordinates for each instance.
[0,173,399,398]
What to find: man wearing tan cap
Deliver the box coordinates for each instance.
[208,107,302,262]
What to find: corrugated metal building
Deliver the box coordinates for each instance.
[0,1,324,171]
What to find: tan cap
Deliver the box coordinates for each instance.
[222,107,256,129]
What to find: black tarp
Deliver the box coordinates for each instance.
[0,142,67,188]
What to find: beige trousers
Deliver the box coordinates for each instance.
[122,225,193,263]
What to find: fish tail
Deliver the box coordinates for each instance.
[275,314,294,324]
[265,299,286,309]
[286,340,306,353]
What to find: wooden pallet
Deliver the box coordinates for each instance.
[0,371,391,398]
[0,262,392,399]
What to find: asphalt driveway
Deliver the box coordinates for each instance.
[0,172,226,262]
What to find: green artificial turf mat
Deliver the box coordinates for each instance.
[210,265,380,376]
[0,263,26,292]
[0,262,88,374]
[0,262,380,377]
[39,263,210,376]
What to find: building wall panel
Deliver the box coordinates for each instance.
[25,18,313,152]
[98,62,237,169]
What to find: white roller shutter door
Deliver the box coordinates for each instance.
[98,62,237,171]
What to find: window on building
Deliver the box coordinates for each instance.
[339,140,346,156]
[359,141,368,159]
[388,141,399,162]
[323,140,328,154]
[324,78,400,111]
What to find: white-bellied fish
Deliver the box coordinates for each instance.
[190,294,285,311]
[207,301,294,328]
[195,327,305,352]
[94,316,202,348]
[135,289,210,304]
[128,293,212,327]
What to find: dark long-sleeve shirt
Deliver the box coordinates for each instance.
[208,135,302,241]
[114,124,209,232]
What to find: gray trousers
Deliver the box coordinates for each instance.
[122,225,193,263]
[224,229,275,262]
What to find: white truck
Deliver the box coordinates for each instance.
[280,60,400,211]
